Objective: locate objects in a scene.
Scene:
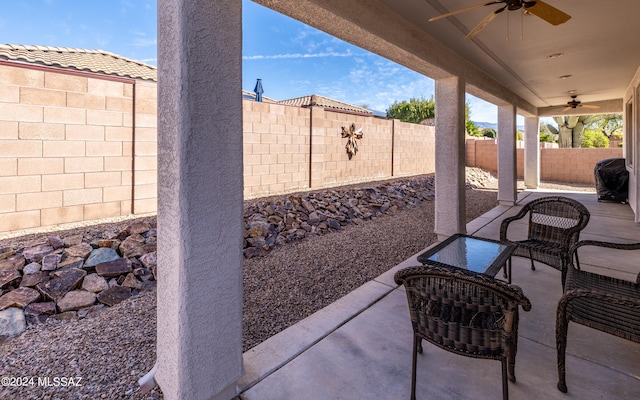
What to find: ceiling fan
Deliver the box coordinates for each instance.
[429,1,571,39]
[563,95,600,112]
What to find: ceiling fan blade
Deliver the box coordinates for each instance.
[465,7,504,39]
[582,104,600,109]
[429,1,502,22]
[562,106,572,112]
[525,0,571,25]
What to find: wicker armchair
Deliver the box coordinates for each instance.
[394,266,531,400]
[500,196,590,286]
[556,240,640,393]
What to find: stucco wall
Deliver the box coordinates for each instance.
[0,63,157,234]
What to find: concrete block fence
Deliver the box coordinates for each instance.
[466,137,623,184]
[0,63,157,234]
[0,60,623,235]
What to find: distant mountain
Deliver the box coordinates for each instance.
[472,121,525,131]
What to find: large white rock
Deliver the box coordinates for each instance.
[0,307,26,337]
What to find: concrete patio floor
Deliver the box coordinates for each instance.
[237,189,640,399]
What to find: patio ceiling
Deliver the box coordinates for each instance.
[254,0,640,117]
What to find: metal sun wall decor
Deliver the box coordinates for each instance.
[341,123,364,160]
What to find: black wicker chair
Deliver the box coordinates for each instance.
[394,266,531,400]
[556,240,640,393]
[500,196,590,286]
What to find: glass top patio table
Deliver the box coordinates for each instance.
[417,233,515,278]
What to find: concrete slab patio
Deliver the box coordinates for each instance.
[238,189,640,399]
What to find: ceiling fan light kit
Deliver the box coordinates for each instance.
[430,0,571,39]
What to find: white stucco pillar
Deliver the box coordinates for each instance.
[524,116,540,189]
[434,76,466,238]
[497,105,517,205]
[156,1,243,400]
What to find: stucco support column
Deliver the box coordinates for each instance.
[156,1,243,400]
[524,116,540,189]
[434,76,466,238]
[497,104,517,205]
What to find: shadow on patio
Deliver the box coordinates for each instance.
[237,189,640,399]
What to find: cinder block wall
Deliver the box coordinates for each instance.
[310,107,393,189]
[132,81,158,214]
[466,138,623,184]
[242,101,311,198]
[393,120,435,176]
[0,63,157,234]
[1,61,437,234]
[540,148,623,184]
[242,104,437,199]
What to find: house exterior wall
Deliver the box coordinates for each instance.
[624,66,640,222]
[0,63,157,233]
[466,137,623,185]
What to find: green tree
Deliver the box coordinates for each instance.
[581,130,610,148]
[465,101,480,137]
[585,114,623,137]
[386,97,480,136]
[482,127,497,138]
[386,96,435,124]
[539,131,556,143]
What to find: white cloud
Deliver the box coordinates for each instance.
[132,37,157,48]
[243,51,364,60]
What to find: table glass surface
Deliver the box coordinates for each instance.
[425,236,510,274]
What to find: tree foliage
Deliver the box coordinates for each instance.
[581,130,610,148]
[386,97,480,136]
[584,114,623,137]
[386,96,435,124]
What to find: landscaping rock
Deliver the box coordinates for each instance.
[23,262,42,274]
[0,254,25,271]
[85,247,120,267]
[122,273,141,290]
[0,247,16,260]
[0,269,21,289]
[36,268,86,301]
[48,235,65,249]
[22,243,54,263]
[63,234,84,247]
[95,258,132,278]
[0,307,26,337]
[139,251,157,270]
[41,253,62,271]
[97,285,132,306]
[0,287,40,310]
[24,301,56,316]
[19,271,50,288]
[82,273,109,293]
[64,242,93,259]
[57,290,97,312]
[57,256,85,270]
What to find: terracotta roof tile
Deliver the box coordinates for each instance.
[278,94,372,115]
[242,90,277,103]
[0,44,157,81]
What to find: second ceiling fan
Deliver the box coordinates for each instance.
[429,1,571,39]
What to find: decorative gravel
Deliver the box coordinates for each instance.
[0,171,593,399]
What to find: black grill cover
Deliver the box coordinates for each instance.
[594,158,628,203]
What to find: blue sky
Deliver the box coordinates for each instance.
[0,0,502,123]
